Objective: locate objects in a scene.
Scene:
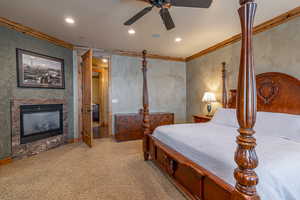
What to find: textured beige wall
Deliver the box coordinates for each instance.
[186,17,300,122]
[111,55,186,132]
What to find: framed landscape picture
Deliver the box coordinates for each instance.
[16,49,65,89]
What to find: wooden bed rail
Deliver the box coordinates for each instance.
[142,50,151,161]
[233,0,259,199]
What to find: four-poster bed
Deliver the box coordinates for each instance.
[141,0,300,199]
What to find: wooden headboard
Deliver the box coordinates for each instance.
[228,72,300,115]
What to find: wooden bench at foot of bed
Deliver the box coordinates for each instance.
[149,136,234,200]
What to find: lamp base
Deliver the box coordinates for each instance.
[207,103,212,116]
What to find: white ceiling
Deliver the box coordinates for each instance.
[0,0,299,58]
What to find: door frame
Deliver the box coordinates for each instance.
[76,48,113,141]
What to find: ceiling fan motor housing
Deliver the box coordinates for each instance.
[150,0,172,8]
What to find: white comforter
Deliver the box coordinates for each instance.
[152,122,300,200]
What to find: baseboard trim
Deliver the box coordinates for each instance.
[113,50,185,62]
[68,138,82,143]
[0,157,12,166]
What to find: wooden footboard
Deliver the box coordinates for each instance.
[149,136,234,200]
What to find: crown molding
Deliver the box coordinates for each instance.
[113,50,186,62]
[186,6,300,62]
[2,5,299,63]
[0,17,74,49]
[0,18,184,62]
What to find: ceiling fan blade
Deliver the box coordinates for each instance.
[135,0,150,3]
[170,0,213,8]
[124,6,153,25]
[159,8,175,30]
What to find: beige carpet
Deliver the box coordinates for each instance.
[0,139,186,200]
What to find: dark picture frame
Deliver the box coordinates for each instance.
[16,49,65,89]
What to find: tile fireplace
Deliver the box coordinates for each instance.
[11,99,68,159]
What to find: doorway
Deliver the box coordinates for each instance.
[92,57,109,139]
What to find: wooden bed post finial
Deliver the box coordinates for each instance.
[239,0,255,5]
[233,0,260,200]
[142,50,151,161]
[222,62,228,108]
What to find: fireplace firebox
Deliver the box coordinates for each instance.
[20,104,63,144]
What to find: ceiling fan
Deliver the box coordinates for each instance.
[124,0,213,31]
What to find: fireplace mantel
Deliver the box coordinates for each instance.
[11,99,68,159]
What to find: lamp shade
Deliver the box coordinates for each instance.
[202,92,216,103]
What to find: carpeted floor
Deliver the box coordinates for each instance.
[0,139,186,200]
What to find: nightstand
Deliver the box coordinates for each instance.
[193,115,213,123]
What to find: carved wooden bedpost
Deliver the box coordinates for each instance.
[233,0,259,200]
[222,62,228,108]
[142,50,151,161]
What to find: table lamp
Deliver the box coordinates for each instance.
[202,92,216,116]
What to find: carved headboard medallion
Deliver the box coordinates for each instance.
[228,72,300,115]
[257,79,279,104]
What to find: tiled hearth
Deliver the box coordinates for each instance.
[11,99,68,159]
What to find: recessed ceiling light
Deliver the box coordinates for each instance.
[65,17,75,24]
[102,58,108,63]
[175,37,182,42]
[128,29,136,35]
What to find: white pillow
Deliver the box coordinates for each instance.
[255,111,300,141]
[211,108,238,127]
[211,109,300,142]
